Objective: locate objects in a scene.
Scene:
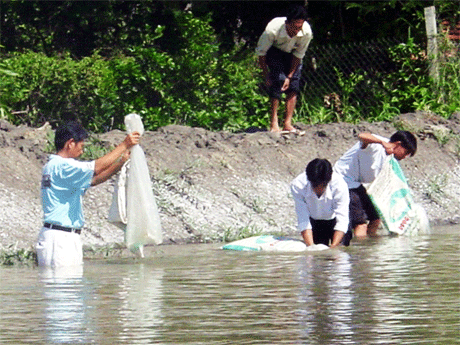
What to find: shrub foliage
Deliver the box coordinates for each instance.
[1,8,459,132]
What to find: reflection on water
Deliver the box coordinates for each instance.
[40,265,88,344]
[117,264,164,343]
[1,226,459,344]
[297,251,354,344]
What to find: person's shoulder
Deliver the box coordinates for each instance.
[331,172,348,188]
[53,155,93,171]
[266,17,286,31]
[44,154,63,167]
[291,171,307,188]
[301,21,313,35]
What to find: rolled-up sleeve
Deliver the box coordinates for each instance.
[292,36,312,59]
[255,30,274,56]
[292,25,313,60]
[290,180,311,232]
[332,177,350,233]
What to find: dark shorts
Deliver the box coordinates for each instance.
[266,46,302,99]
[349,185,380,228]
[310,217,336,246]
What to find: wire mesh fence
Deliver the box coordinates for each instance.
[298,36,460,120]
[299,38,404,115]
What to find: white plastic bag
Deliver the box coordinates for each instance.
[367,155,430,235]
[108,114,162,255]
[107,161,128,228]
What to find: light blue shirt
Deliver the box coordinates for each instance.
[41,155,95,228]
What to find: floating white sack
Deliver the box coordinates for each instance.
[221,235,308,252]
[108,114,162,254]
[221,235,330,252]
[367,155,430,235]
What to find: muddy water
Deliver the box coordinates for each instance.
[1,226,459,344]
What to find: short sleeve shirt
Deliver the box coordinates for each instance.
[333,134,389,189]
[255,17,313,59]
[41,155,95,228]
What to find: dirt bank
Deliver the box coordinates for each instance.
[1,111,460,251]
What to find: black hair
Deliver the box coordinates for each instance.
[54,121,89,151]
[286,5,307,22]
[306,158,333,188]
[389,131,417,156]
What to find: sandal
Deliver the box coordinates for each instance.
[280,128,305,136]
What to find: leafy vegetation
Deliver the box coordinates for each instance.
[0,10,267,132]
[296,31,460,126]
[0,244,37,266]
[0,1,459,133]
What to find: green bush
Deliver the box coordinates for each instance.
[0,51,121,131]
[0,11,269,133]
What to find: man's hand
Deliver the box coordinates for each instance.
[281,77,290,92]
[381,141,395,155]
[123,131,141,149]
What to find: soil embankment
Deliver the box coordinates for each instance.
[1,111,460,251]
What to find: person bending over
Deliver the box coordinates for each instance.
[256,5,313,134]
[291,158,349,248]
[334,131,417,244]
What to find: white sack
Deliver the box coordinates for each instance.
[108,114,162,254]
[367,155,430,235]
[107,161,128,228]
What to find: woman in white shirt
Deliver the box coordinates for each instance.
[291,159,350,248]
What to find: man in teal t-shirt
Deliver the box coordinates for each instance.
[37,121,140,267]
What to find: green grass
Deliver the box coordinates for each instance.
[0,244,37,266]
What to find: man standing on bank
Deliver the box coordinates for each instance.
[256,5,313,134]
[37,121,140,267]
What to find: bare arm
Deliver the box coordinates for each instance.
[329,230,345,248]
[358,132,394,154]
[91,132,139,186]
[93,132,139,176]
[301,229,315,246]
[281,56,301,91]
[91,151,129,186]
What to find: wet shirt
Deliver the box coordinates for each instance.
[334,134,389,189]
[255,17,313,59]
[290,172,350,233]
[41,155,94,229]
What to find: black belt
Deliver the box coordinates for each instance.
[44,222,81,234]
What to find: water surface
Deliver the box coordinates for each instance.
[1,226,459,344]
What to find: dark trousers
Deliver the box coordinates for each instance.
[265,46,302,99]
[310,217,337,246]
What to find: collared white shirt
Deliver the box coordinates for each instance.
[290,171,349,233]
[255,17,313,59]
[334,134,389,189]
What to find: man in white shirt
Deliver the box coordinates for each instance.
[256,5,313,134]
[334,131,417,243]
[291,159,349,248]
[37,121,140,267]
